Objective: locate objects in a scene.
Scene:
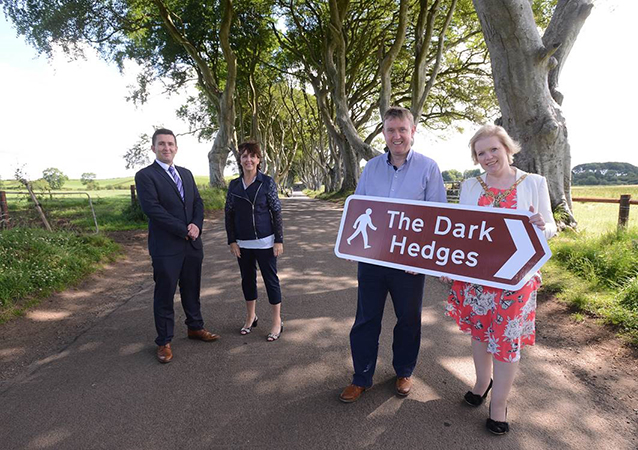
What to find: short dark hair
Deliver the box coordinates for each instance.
[152,128,177,146]
[383,106,415,127]
[237,141,262,174]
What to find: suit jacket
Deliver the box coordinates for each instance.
[135,161,204,257]
[459,168,557,240]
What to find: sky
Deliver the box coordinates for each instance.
[0,0,636,181]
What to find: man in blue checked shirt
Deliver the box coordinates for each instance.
[339,107,447,403]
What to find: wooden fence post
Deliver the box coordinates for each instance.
[0,191,9,229]
[618,194,631,230]
[25,183,52,231]
[130,185,137,206]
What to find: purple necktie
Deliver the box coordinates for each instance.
[168,166,184,200]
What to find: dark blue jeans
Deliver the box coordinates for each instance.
[151,245,204,346]
[350,263,425,387]
[237,247,282,305]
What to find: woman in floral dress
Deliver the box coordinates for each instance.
[445,125,557,435]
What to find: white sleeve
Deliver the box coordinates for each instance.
[537,176,557,240]
[459,179,479,206]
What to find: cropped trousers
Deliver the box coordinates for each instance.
[237,247,282,305]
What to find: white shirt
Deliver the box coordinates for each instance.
[155,159,182,184]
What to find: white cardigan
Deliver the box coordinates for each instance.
[459,168,557,240]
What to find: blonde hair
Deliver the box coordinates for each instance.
[468,124,521,165]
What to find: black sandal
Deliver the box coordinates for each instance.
[267,322,283,341]
[240,316,258,335]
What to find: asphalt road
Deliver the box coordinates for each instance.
[1,194,636,449]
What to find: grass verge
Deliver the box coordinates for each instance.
[543,227,638,345]
[0,187,226,323]
[0,228,122,322]
[303,188,353,205]
[200,186,227,211]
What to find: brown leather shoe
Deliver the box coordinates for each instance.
[396,376,412,396]
[339,384,366,403]
[187,328,220,342]
[157,343,173,363]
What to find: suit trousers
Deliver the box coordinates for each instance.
[151,244,204,346]
[236,247,282,305]
[350,263,425,387]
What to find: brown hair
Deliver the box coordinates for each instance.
[383,106,415,127]
[237,141,262,173]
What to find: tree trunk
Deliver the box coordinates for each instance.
[153,0,237,189]
[377,0,408,120]
[338,138,359,192]
[472,0,592,227]
[209,109,235,188]
[208,0,237,188]
[326,136,342,192]
[326,0,379,166]
[410,0,456,121]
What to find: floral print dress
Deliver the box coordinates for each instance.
[445,184,540,363]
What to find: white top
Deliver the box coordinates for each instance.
[155,159,183,183]
[237,235,275,249]
[459,168,557,240]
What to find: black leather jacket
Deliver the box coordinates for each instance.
[225,171,284,244]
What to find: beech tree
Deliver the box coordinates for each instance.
[277,0,497,192]
[472,0,593,226]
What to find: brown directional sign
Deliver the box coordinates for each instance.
[334,195,552,290]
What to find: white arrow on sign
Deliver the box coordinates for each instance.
[493,218,535,280]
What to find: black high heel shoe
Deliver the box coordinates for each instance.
[240,316,258,335]
[464,379,493,406]
[486,404,509,435]
[267,321,283,342]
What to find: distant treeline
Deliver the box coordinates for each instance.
[572,162,638,185]
[441,169,481,182]
[442,163,638,186]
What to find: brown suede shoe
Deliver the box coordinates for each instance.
[339,384,366,403]
[187,328,220,342]
[396,376,412,396]
[157,343,173,364]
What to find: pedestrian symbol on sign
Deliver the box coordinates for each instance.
[347,208,377,249]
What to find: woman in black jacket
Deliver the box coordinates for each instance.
[225,141,284,341]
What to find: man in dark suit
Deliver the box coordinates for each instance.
[135,128,219,363]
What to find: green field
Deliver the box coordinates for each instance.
[571,185,638,198]
[571,185,638,234]
[3,183,227,232]
[2,175,215,192]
